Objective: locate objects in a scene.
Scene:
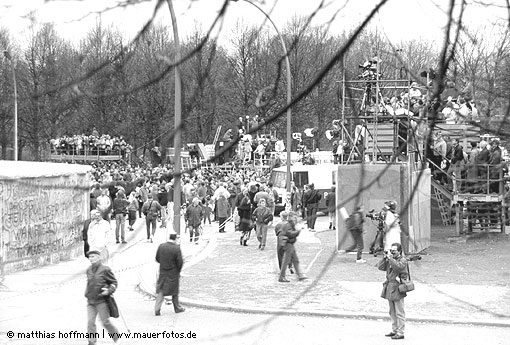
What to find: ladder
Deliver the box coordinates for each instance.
[431,179,453,225]
[212,125,222,148]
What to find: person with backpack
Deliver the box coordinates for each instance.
[303,183,322,231]
[346,206,366,263]
[141,194,162,242]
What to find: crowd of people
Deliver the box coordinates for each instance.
[49,129,133,157]
[427,134,508,193]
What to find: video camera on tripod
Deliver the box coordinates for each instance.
[366,208,386,255]
[358,58,381,81]
[366,208,386,221]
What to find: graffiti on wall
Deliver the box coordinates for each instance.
[0,174,88,263]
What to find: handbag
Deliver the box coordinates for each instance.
[105,295,119,318]
[398,264,415,293]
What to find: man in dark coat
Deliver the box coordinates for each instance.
[184,198,204,243]
[85,250,120,343]
[303,183,322,231]
[154,233,185,315]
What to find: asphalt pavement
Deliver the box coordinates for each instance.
[2,213,509,332]
[140,216,510,328]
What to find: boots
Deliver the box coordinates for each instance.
[329,222,332,229]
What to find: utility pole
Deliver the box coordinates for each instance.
[167,0,182,236]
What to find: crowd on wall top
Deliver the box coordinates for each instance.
[49,129,133,157]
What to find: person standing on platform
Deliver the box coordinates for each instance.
[154,232,185,316]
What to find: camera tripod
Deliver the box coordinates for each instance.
[359,82,385,116]
[369,219,385,256]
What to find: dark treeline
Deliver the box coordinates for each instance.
[1,13,509,161]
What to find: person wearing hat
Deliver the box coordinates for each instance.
[184,198,203,244]
[409,82,422,100]
[154,231,185,315]
[86,210,110,263]
[84,250,120,343]
[383,201,401,251]
[277,211,307,282]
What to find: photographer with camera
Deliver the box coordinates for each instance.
[377,242,408,340]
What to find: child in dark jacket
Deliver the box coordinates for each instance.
[252,199,273,250]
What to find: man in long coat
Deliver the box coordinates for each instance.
[154,233,185,315]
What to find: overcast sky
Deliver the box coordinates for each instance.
[0,0,506,49]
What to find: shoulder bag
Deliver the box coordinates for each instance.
[105,295,119,318]
[398,263,415,293]
[143,200,153,217]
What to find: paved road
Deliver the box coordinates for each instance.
[1,214,510,345]
[141,216,510,327]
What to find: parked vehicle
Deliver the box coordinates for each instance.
[270,163,337,214]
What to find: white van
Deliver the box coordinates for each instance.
[270,163,337,214]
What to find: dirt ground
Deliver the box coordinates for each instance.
[316,221,510,288]
[417,225,510,286]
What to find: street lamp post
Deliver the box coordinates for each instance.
[167,0,182,237]
[231,0,292,202]
[4,50,18,161]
